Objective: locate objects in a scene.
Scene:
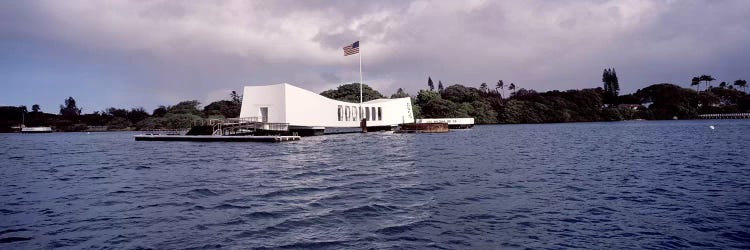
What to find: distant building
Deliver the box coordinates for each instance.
[239,83,414,135]
[617,104,644,110]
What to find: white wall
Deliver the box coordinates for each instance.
[361,98,415,126]
[281,84,337,127]
[239,84,286,123]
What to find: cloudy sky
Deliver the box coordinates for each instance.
[1,0,749,112]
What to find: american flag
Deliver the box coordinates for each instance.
[343,41,359,56]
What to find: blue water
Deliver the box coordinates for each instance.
[1,120,749,249]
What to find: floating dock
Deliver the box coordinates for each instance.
[134,134,300,142]
[396,123,449,133]
[415,118,474,129]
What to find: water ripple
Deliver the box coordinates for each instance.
[1,120,749,248]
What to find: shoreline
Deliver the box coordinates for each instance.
[4,118,746,134]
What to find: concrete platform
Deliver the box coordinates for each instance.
[134,134,300,142]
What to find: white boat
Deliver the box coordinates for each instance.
[18,113,54,133]
[21,127,53,133]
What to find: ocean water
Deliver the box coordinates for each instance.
[1,120,749,249]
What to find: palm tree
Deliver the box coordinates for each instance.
[496,80,504,98]
[706,75,716,89]
[480,82,488,93]
[508,83,516,96]
[699,75,715,91]
[735,79,748,92]
[691,77,700,91]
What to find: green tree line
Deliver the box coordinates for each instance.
[2,71,748,132]
[322,71,750,124]
[0,91,243,132]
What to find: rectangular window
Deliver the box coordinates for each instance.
[338,105,342,121]
[378,107,382,120]
[345,106,350,121]
[372,107,376,121]
[365,107,370,121]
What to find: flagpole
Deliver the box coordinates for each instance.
[359,41,363,104]
[359,40,363,119]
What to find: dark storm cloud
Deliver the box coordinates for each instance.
[1,0,749,111]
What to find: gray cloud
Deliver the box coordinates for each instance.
[1,0,749,111]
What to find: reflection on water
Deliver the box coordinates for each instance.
[1,120,749,248]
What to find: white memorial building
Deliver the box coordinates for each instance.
[239,83,415,135]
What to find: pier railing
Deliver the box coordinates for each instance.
[142,129,187,135]
[191,117,289,135]
[698,113,750,119]
[192,117,260,126]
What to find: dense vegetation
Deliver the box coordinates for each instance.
[320,83,384,102]
[0,91,242,132]
[321,71,750,125]
[2,70,748,132]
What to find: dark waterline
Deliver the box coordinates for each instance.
[1,120,749,249]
